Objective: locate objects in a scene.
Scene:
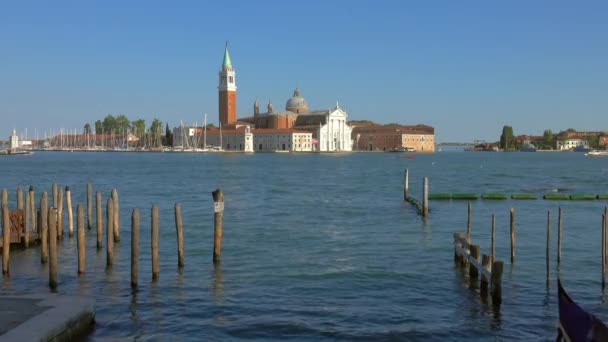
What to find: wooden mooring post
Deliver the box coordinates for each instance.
[52,183,58,208]
[106,198,114,267]
[175,203,184,267]
[510,208,515,263]
[57,188,64,239]
[48,208,58,289]
[96,192,102,249]
[212,189,224,264]
[422,177,429,218]
[40,192,48,264]
[24,190,30,247]
[111,188,120,242]
[17,187,23,211]
[151,204,159,280]
[454,233,503,304]
[557,207,563,264]
[491,214,496,262]
[1,189,7,208]
[2,204,10,275]
[77,204,85,275]
[131,208,139,289]
[467,202,472,242]
[66,187,73,237]
[87,183,93,230]
[403,169,409,201]
[546,210,551,282]
[29,186,36,234]
[603,213,606,289]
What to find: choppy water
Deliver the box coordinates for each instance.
[1,151,608,341]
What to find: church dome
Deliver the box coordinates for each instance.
[285,88,308,113]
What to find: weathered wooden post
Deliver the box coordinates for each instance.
[111,188,120,242]
[403,169,409,201]
[48,208,58,289]
[491,214,496,262]
[29,186,36,234]
[77,204,85,275]
[510,208,515,263]
[422,177,429,217]
[546,210,551,282]
[66,187,73,237]
[52,183,58,208]
[469,245,480,281]
[175,203,184,267]
[106,198,114,267]
[96,192,102,249]
[1,189,7,208]
[87,183,92,230]
[2,204,10,275]
[467,202,472,242]
[603,213,606,289]
[480,254,491,297]
[131,208,139,289]
[57,188,64,239]
[212,189,224,264]
[558,207,563,264]
[454,233,464,264]
[151,204,159,280]
[24,190,30,247]
[17,187,23,211]
[40,192,48,264]
[491,261,503,304]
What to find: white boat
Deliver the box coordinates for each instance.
[585,150,608,157]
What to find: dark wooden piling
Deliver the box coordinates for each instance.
[469,245,480,280]
[131,208,139,289]
[454,232,465,265]
[491,261,503,304]
[212,189,224,264]
[48,208,58,289]
[17,187,23,211]
[106,198,114,267]
[603,213,606,288]
[96,192,102,249]
[467,202,472,242]
[66,187,73,237]
[52,183,58,208]
[77,204,85,274]
[480,254,491,297]
[557,207,563,264]
[87,183,92,230]
[24,190,30,247]
[2,204,10,275]
[175,203,184,267]
[403,169,409,201]
[491,214,496,261]
[29,186,36,233]
[422,177,429,218]
[40,192,48,264]
[57,188,64,239]
[111,188,120,242]
[510,208,515,263]
[546,210,551,282]
[151,204,159,280]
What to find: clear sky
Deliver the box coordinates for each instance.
[1,1,607,142]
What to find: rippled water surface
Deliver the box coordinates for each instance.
[1,151,608,341]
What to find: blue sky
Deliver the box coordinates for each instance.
[1,1,607,142]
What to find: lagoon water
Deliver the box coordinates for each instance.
[1,151,608,340]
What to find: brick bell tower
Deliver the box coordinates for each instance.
[218,42,237,126]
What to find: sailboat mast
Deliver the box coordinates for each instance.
[203,113,207,149]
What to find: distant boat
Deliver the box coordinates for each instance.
[585,150,608,157]
[557,279,608,341]
[519,143,537,152]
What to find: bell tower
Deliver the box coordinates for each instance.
[218,42,237,126]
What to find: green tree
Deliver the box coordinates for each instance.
[102,115,117,132]
[566,128,576,133]
[94,120,103,134]
[543,129,553,143]
[164,124,173,147]
[149,118,162,135]
[115,114,130,133]
[131,119,146,137]
[500,125,515,150]
[588,135,600,149]
[83,123,91,134]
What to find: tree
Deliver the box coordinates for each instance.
[566,128,576,133]
[543,129,553,142]
[588,135,600,149]
[102,115,117,133]
[115,114,130,133]
[164,124,173,147]
[500,125,515,150]
[131,119,146,137]
[94,120,103,134]
[83,123,91,134]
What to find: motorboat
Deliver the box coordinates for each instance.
[585,150,608,157]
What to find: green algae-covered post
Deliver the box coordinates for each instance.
[66,187,73,237]
[40,192,49,264]
[2,204,10,275]
[106,198,114,267]
[77,204,85,275]
[175,203,184,268]
[510,208,515,263]
[212,189,224,264]
[151,204,159,280]
[422,177,429,218]
[403,169,409,201]
[96,192,102,249]
[131,208,140,289]
[48,208,58,289]
[87,183,93,230]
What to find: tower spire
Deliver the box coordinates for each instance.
[222,41,232,69]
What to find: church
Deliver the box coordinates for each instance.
[215,44,353,152]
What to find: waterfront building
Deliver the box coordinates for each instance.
[352,124,435,152]
[556,139,590,151]
[9,129,18,150]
